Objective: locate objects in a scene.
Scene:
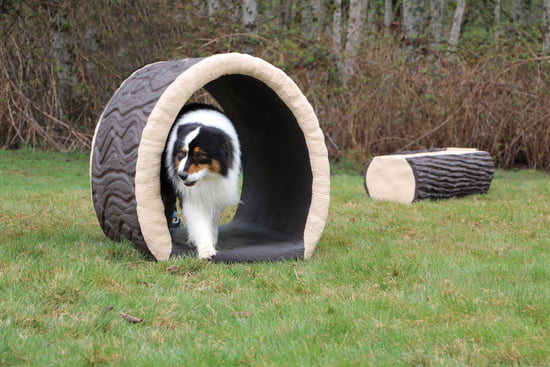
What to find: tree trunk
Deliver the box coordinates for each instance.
[301,0,322,41]
[543,0,550,51]
[242,0,258,34]
[207,0,220,16]
[50,6,79,119]
[279,0,294,32]
[302,2,313,39]
[512,0,525,25]
[402,0,426,61]
[342,0,367,83]
[332,0,343,55]
[367,2,376,33]
[430,0,445,48]
[449,0,465,47]
[384,0,393,34]
[83,22,99,75]
[402,0,426,39]
[494,0,501,45]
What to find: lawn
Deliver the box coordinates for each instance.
[0,149,548,366]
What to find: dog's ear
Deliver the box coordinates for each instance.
[220,136,234,169]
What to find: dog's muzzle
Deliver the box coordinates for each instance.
[179,172,197,187]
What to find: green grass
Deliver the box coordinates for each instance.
[1,149,548,366]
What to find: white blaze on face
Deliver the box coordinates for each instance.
[178,126,201,177]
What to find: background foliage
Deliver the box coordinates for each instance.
[0,0,549,169]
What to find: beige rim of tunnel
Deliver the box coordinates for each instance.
[134,53,330,260]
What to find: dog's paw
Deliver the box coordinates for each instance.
[197,247,216,260]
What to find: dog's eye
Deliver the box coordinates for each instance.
[176,151,187,160]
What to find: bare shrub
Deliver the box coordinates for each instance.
[293,38,550,170]
[0,2,548,170]
[0,1,238,150]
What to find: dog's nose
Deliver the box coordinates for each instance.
[179,172,188,180]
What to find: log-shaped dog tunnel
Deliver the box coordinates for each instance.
[364,148,495,204]
[90,53,330,262]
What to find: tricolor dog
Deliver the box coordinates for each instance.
[162,104,241,259]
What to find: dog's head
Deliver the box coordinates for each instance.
[170,123,235,187]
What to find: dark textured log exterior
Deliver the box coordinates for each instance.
[90,59,201,256]
[407,151,495,200]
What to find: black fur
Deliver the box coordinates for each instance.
[176,125,234,177]
[160,103,234,227]
[175,103,223,121]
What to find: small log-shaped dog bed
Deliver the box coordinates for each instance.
[364,148,494,204]
[90,53,330,262]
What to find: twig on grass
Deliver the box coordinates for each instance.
[119,312,143,324]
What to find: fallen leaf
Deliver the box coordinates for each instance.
[231,311,251,318]
[119,312,143,323]
[101,306,114,316]
[166,266,181,273]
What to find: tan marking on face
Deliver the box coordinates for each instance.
[187,163,209,175]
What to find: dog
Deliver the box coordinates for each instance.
[161,103,241,259]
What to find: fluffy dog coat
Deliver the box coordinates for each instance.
[162,104,241,259]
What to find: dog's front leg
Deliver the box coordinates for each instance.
[183,203,217,260]
[211,207,223,243]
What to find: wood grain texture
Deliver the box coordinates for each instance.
[90,60,196,255]
[407,151,494,200]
